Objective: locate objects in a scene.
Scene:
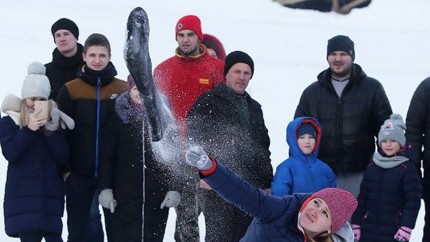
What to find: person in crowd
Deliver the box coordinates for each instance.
[184,145,358,242]
[351,114,421,242]
[98,75,180,242]
[405,78,430,242]
[46,18,84,100]
[153,14,224,242]
[295,35,392,198]
[187,51,273,241]
[274,0,371,14]
[45,17,104,242]
[201,33,226,61]
[0,62,74,242]
[272,117,336,196]
[56,33,127,242]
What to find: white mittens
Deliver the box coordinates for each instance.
[185,146,213,170]
[99,189,117,213]
[44,106,61,131]
[160,191,181,209]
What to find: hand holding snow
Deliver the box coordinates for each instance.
[185,146,212,170]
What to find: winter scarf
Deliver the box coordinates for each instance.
[373,151,409,169]
[1,94,75,129]
[79,61,118,86]
[115,91,144,125]
[52,43,84,70]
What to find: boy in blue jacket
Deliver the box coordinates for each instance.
[272,117,336,196]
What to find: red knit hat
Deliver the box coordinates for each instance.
[175,15,203,40]
[313,188,357,233]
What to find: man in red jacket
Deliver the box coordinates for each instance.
[153,15,224,242]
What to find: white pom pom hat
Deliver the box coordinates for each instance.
[21,62,51,99]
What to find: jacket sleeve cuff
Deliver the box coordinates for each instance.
[200,157,217,176]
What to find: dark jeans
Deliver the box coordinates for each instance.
[20,230,62,242]
[174,183,199,242]
[66,173,113,242]
[87,191,104,242]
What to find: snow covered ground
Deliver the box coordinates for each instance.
[0,0,429,241]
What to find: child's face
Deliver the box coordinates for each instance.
[380,139,401,156]
[83,45,111,71]
[129,86,143,105]
[297,134,316,155]
[299,197,332,235]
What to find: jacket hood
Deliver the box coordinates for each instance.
[114,91,144,125]
[286,117,321,161]
[332,222,355,242]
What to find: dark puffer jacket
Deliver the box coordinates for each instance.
[295,64,392,175]
[56,62,127,177]
[0,116,68,238]
[187,83,272,189]
[405,77,430,190]
[351,151,421,242]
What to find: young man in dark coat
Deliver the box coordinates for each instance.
[45,18,84,101]
[187,51,273,242]
[295,35,392,198]
[56,33,127,242]
[45,18,105,242]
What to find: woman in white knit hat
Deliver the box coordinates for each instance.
[0,62,74,242]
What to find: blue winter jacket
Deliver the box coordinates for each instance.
[0,116,68,237]
[272,117,336,196]
[203,161,310,241]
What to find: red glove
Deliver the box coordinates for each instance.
[394,226,412,242]
[352,224,361,241]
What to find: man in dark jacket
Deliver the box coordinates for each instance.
[46,18,105,242]
[187,51,273,242]
[45,18,84,101]
[56,33,127,242]
[405,77,430,242]
[295,35,392,198]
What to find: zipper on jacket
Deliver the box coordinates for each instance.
[94,77,101,177]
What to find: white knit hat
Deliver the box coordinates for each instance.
[378,113,406,147]
[21,62,51,99]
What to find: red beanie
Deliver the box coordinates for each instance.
[175,15,203,40]
[313,188,357,233]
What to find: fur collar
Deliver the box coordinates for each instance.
[115,91,144,124]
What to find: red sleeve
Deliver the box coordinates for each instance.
[200,157,218,176]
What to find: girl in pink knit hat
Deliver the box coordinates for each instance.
[185,145,358,242]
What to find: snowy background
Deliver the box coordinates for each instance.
[1,0,429,241]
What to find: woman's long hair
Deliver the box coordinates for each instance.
[19,100,30,129]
